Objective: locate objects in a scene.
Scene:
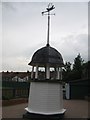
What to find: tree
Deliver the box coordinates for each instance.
[62,62,72,81]
[73,53,84,70]
[64,62,72,73]
[72,53,84,79]
[62,53,85,82]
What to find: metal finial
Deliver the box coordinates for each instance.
[42,3,55,46]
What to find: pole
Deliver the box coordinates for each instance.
[47,11,50,46]
[42,4,55,46]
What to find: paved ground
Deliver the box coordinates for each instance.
[0,100,2,120]
[1,100,89,119]
[0,107,2,120]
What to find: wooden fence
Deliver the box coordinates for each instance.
[2,81,30,100]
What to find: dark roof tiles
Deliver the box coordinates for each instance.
[29,45,64,67]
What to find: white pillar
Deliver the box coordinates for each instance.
[54,68,56,79]
[56,67,60,79]
[46,65,50,79]
[60,68,62,80]
[31,66,34,79]
[35,65,38,79]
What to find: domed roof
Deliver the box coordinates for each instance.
[28,45,64,67]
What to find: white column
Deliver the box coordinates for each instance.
[60,67,62,80]
[46,65,50,79]
[35,65,38,79]
[54,67,56,79]
[56,67,60,79]
[31,66,34,79]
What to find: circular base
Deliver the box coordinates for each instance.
[23,112,65,120]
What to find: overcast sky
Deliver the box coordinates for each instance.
[1,2,88,72]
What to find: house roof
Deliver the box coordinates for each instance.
[2,72,31,79]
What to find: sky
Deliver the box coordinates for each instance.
[1,1,88,72]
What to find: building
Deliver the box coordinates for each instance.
[2,72,30,99]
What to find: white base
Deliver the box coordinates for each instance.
[25,107,66,115]
[26,82,66,115]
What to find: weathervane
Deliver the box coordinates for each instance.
[42,3,55,46]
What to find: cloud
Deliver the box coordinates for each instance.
[2,2,16,11]
[53,33,88,63]
[2,33,88,72]
[2,2,88,71]
[2,57,31,72]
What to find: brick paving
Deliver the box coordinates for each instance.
[2,100,89,118]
